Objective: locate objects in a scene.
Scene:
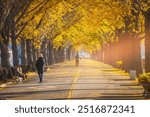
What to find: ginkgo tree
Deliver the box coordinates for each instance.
[1,0,150,79]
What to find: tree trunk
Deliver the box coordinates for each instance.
[32,44,37,65]
[0,29,14,79]
[53,48,57,63]
[11,28,19,67]
[67,46,71,61]
[47,42,53,65]
[51,48,55,64]
[43,48,48,66]
[145,9,150,72]
[100,48,104,62]
[57,47,60,62]
[20,37,26,65]
[119,32,142,75]
[122,33,131,72]
[47,45,51,65]
[0,41,10,68]
[108,44,114,65]
[41,41,48,66]
[31,44,36,70]
[26,39,32,65]
[104,46,110,64]
[60,47,65,62]
[111,42,118,66]
[132,36,142,75]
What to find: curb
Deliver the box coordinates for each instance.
[0,73,36,89]
[0,81,16,89]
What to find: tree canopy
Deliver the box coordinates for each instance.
[1,0,149,52]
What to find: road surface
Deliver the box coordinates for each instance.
[0,59,144,100]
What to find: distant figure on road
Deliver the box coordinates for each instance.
[75,53,79,67]
[36,54,45,83]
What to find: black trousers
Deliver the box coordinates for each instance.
[38,70,43,81]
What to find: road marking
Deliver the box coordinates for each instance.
[67,68,80,99]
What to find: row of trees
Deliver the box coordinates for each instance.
[0,0,77,79]
[91,0,150,75]
[1,0,150,79]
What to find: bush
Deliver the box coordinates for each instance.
[116,60,123,66]
[138,73,150,83]
[116,60,123,69]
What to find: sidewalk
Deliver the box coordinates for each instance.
[0,61,69,90]
[0,72,36,90]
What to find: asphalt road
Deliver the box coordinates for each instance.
[0,59,144,100]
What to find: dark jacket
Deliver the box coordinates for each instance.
[36,57,44,71]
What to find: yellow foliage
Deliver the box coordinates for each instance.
[18,0,147,51]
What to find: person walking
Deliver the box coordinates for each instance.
[36,54,45,83]
[75,53,79,67]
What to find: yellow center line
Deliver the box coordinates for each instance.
[67,68,80,99]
